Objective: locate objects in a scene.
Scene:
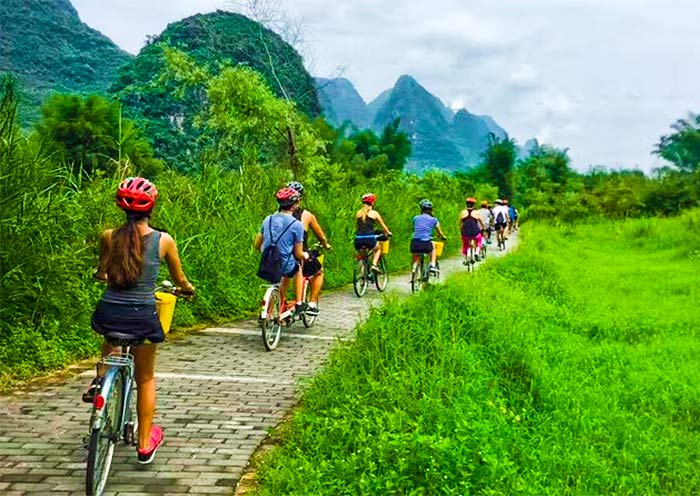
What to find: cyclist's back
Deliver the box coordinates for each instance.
[260,211,303,275]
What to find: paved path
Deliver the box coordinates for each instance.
[0,233,518,495]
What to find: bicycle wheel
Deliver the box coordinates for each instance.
[353,258,369,297]
[375,256,388,292]
[86,369,123,496]
[411,261,423,293]
[261,288,282,351]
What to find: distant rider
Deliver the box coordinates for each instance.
[459,197,485,264]
[287,181,331,317]
[477,200,493,245]
[254,187,308,316]
[411,199,447,273]
[354,193,392,273]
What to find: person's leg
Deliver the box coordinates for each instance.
[293,269,304,305]
[279,276,290,307]
[132,344,158,450]
[371,245,382,267]
[309,269,324,303]
[429,246,437,265]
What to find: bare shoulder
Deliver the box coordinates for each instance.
[159,231,175,245]
[302,210,316,222]
[369,210,381,219]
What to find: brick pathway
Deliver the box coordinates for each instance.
[0,233,518,495]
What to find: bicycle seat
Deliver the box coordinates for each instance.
[103,331,145,347]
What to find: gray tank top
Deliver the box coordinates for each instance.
[103,230,161,305]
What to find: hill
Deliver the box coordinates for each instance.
[110,11,321,167]
[316,75,508,173]
[315,77,371,129]
[0,0,131,124]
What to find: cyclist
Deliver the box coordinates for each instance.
[354,193,392,273]
[459,197,485,264]
[503,198,512,238]
[254,187,308,316]
[287,181,331,317]
[87,177,195,464]
[411,199,447,273]
[493,198,509,247]
[477,200,492,245]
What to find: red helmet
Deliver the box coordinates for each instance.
[275,187,301,207]
[465,197,476,205]
[361,193,376,205]
[116,177,158,213]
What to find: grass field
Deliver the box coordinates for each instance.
[252,211,700,495]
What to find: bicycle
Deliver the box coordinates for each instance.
[259,245,326,351]
[85,281,187,496]
[353,234,390,298]
[411,240,444,293]
[497,227,506,251]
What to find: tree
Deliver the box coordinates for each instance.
[482,133,516,199]
[35,94,162,177]
[654,113,700,172]
[379,118,412,171]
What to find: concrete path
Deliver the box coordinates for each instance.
[0,232,518,495]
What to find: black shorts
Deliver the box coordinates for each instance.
[92,300,165,344]
[495,222,507,231]
[410,239,433,254]
[302,251,323,278]
[283,263,300,279]
[354,236,377,251]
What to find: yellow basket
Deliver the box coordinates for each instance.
[433,241,444,257]
[379,240,390,254]
[155,292,177,334]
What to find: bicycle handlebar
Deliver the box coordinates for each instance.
[155,280,195,301]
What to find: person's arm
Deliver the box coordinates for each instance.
[94,229,113,281]
[306,211,331,249]
[293,241,306,261]
[477,213,485,230]
[436,221,447,239]
[162,233,195,292]
[253,232,263,251]
[372,211,392,236]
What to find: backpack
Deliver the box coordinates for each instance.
[495,210,506,224]
[461,210,481,237]
[257,217,297,283]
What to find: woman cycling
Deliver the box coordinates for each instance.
[411,199,446,273]
[354,193,392,272]
[85,177,195,464]
[459,197,485,264]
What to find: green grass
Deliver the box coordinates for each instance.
[252,211,700,495]
[0,132,470,385]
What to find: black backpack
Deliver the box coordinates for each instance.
[461,210,481,237]
[496,211,506,224]
[257,217,297,283]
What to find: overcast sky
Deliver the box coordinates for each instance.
[72,0,699,172]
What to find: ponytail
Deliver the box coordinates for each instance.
[106,214,146,289]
